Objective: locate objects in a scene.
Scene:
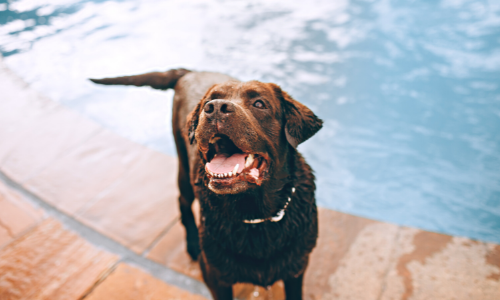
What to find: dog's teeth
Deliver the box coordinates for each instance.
[224,173,227,177]
[233,164,239,174]
[228,172,232,177]
[245,154,254,168]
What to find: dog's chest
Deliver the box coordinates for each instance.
[202,216,288,256]
[200,216,310,286]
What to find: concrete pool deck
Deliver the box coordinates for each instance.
[0,56,499,300]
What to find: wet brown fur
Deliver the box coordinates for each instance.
[90,69,323,300]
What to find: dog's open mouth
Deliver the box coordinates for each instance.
[204,135,268,184]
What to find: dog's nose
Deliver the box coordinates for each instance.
[204,100,235,117]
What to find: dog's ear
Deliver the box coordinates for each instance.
[186,101,203,144]
[270,83,323,148]
[186,85,216,144]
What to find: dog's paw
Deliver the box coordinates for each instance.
[187,237,201,261]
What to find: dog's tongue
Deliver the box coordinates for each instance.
[206,153,245,174]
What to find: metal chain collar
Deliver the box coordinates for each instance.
[243,187,296,224]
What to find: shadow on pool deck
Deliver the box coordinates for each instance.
[0,56,499,300]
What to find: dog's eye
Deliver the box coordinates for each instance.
[253,100,265,109]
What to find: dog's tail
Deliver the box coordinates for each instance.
[89,68,191,90]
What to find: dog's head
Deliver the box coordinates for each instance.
[187,80,323,194]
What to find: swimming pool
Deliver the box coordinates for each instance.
[1,0,499,243]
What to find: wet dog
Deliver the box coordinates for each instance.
[90,69,322,300]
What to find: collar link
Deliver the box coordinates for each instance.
[243,187,296,224]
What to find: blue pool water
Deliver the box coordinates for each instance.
[1,0,499,243]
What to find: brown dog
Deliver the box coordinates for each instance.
[90,69,323,300]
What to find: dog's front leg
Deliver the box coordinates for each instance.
[284,273,304,300]
[199,253,233,300]
[176,149,200,260]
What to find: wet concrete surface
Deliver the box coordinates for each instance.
[0,56,499,299]
[0,218,118,300]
